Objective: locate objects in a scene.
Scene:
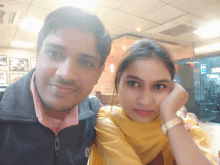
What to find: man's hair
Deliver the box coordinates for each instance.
[37,6,112,66]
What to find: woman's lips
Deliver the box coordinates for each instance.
[134,109,154,117]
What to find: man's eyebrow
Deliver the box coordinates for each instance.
[126,75,171,83]
[44,43,66,51]
[81,54,98,63]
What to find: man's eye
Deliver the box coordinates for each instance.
[80,60,94,67]
[154,84,166,90]
[127,81,140,87]
[46,50,63,59]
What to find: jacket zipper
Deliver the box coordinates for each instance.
[54,136,59,165]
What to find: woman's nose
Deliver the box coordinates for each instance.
[136,91,154,106]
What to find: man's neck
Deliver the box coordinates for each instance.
[44,106,70,120]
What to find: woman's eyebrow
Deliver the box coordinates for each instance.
[126,75,171,83]
[153,79,171,83]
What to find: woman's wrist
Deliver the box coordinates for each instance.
[160,110,178,123]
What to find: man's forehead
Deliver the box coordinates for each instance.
[42,29,97,52]
[39,29,101,62]
[44,28,95,43]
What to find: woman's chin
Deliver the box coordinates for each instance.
[133,113,160,124]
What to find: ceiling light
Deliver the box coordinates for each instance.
[194,42,220,54]
[186,62,199,64]
[136,27,141,32]
[20,18,43,33]
[62,0,98,9]
[209,74,218,78]
[122,46,127,50]
[110,64,114,73]
[11,41,35,48]
[211,68,220,74]
[193,23,220,38]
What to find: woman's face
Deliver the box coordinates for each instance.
[118,58,172,124]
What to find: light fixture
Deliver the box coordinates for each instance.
[20,18,43,33]
[193,23,220,38]
[194,42,220,54]
[11,41,35,48]
[211,68,220,73]
[190,62,194,70]
[62,0,97,9]
[175,64,178,71]
[122,46,127,50]
[209,74,218,78]
[110,63,114,73]
[136,27,141,32]
[186,62,199,64]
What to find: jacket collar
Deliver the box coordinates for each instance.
[0,69,38,122]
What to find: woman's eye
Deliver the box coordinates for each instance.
[127,81,140,87]
[154,84,166,90]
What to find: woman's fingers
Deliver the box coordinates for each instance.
[160,82,189,114]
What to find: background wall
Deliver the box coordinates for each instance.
[0,47,36,83]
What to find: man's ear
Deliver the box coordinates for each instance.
[95,63,105,85]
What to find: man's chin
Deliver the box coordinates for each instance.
[50,108,73,112]
[44,101,77,112]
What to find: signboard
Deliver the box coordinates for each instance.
[211,67,220,73]
[201,64,207,74]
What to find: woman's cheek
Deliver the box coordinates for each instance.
[157,90,170,105]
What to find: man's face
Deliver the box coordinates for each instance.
[35,28,105,112]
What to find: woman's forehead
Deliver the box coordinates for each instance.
[122,58,172,82]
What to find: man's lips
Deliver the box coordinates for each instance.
[134,109,154,117]
[50,84,77,96]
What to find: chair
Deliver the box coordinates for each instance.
[95,91,103,104]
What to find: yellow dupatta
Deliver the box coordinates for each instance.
[88,106,218,165]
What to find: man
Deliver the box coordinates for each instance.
[0,6,111,165]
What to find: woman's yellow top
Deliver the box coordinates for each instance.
[88,106,218,165]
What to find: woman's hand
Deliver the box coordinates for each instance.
[179,106,199,123]
[160,82,189,122]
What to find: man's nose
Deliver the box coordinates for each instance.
[55,58,78,81]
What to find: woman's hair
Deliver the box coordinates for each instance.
[113,39,176,96]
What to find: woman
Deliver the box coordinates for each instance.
[89,39,218,165]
